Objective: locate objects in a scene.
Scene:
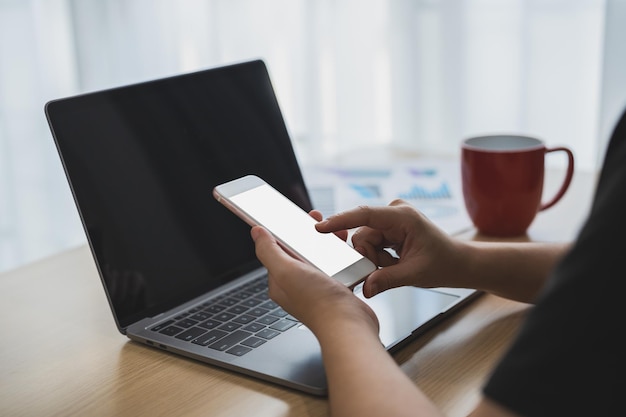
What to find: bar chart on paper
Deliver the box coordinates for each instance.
[349,184,382,199]
[398,182,452,200]
[303,158,473,236]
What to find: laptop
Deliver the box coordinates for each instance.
[44,59,479,396]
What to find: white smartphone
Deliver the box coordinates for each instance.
[213,174,377,288]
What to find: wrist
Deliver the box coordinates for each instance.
[428,238,477,289]
[308,302,380,345]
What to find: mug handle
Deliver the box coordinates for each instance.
[539,147,575,211]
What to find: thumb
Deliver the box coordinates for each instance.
[251,226,285,266]
[250,225,274,247]
[362,265,414,298]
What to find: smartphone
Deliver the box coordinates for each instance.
[213,174,377,288]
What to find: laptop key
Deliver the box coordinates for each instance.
[198,319,222,329]
[189,312,211,321]
[217,322,241,332]
[247,307,270,317]
[256,315,279,325]
[256,328,280,340]
[269,319,297,332]
[259,300,279,310]
[226,345,252,357]
[254,292,270,301]
[192,329,228,346]
[214,312,236,322]
[219,297,239,307]
[230,291,253,301]
[242,322,265,332]
[176,318,199,328]
[241,336,266,348]
[204,305,226,314]
[208,330,252,351]
[232,314,256,325]
[241,298,263,308]
[226,305,249,315]
[160,325,184,336]
[175,326,207,342]
[270,307,288,317]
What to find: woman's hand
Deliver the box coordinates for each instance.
[251,225,379,337]
[315,199,463,298]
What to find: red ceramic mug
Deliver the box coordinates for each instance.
[461,135,574,237]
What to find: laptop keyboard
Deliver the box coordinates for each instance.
[149,275,299,356]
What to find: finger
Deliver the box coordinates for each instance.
[334,229,349,242]
[316,201,411,233]
[351,226,384,250]
[251,226,298,269]
[362,263,415,298]
[311,211,349,241]
[350,227,397,263]
[354,243,398,268]
[309,209,323,222]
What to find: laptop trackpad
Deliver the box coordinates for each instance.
[356,285,460,349]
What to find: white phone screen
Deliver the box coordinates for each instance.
[230,183,362,277]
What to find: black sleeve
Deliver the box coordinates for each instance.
[482,108,626,417]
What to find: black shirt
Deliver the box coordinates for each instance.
[483,108,626,416]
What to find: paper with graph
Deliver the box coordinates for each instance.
[302,158,473,236]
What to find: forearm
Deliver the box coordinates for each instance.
[316,321,444,417]
[452,241,571,303]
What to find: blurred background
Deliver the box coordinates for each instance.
[1,0,625,273]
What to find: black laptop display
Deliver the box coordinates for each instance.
[46,60,310,329]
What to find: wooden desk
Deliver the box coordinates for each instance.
[0,169,596,417]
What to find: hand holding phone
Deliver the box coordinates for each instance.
[213,175,377,288]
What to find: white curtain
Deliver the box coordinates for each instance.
[0,0,622,272]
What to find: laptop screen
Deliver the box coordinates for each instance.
[45,60,312,331]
